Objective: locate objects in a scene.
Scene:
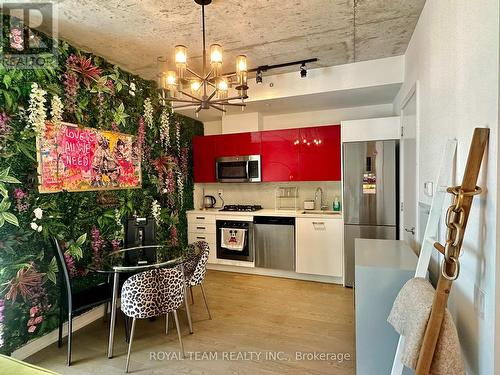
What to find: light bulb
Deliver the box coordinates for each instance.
[174,45,187,65]
[165,70,177,89]
[191,80,201,93]
[236,55,247,74]
[218,79,228,91]
[210,44,223,64]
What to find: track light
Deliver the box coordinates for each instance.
[256,69,263,84]
[300,63,307,78]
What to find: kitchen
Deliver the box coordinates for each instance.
[187,116,400,286]
[2,1,498,374]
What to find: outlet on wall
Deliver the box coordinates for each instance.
[474,284,485,319]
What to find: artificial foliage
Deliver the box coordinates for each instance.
[0,15,203,354]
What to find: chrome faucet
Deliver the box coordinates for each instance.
[315,187,327,211]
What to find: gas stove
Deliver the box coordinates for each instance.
[219,204,263,212]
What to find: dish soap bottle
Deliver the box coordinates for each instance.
[333,196,341,212]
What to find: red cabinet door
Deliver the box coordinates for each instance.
[193,135,216,183]
[298,125,341,181]
[214,132,261,157]
[261,128,300,182]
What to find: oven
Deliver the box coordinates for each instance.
[216,219,254,262]
[216,155,261,183]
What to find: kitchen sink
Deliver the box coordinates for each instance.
[300,210,341,215]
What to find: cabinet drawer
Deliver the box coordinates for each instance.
[188,232,216,244]
[187,213,216,225]
[188,223,216,234]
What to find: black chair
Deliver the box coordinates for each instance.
[53,238,112,366]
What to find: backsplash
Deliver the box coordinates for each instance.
[194,181,342,210]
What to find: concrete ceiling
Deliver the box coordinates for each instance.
[29,0,425,80]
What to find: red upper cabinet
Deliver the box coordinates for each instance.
[298,125,341,181]
[193,135,216,183]
[261,128,300,182]
[214,132,261,157]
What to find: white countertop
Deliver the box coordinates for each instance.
[355,239,417,270]
[187,208,343,219]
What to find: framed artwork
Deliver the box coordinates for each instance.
[37,121,142,193]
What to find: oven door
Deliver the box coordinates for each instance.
[216,155,261,183]
[216,220,254,261]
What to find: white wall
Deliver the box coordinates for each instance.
[262,104,394,130]
[393,1,499,373]
[204,103,394,134]
[221,112,263,134]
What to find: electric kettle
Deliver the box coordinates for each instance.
[203,195,216,209]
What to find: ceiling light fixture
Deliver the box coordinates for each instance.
[300,63,307,78]
[256,69,263,84]
[157,0,248,117]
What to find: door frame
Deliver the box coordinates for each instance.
[399,81,420,242]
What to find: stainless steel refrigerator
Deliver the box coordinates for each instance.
[343,140,399,287]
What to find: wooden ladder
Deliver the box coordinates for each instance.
[392,128,489,374]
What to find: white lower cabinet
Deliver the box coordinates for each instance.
[295,217,343,277]
[187,212,217,264]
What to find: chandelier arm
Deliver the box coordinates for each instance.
[163,97,201,104]
[168,103,201,109]
[210,95,246,103]
[205,80,217,89]
[206,89,217,102]
[216,102,246,107]
[204,68,214,81]
[178,90,203,102]
[185,67,204,81]
[195,105,203,114]
[209,104,227,112]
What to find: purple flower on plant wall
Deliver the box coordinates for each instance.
[0,299,4,323]
[63,70,79,114]
[180,147,189,180]
[111,121,119,132]
[106,79,115,95]
[64,253,77,278]
[0,299,4,348]
[169,226,178,247]
[13,188,29,213]
[91,226,104,268]
[0,112,11,135]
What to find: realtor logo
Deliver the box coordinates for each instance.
[0,2,58,69]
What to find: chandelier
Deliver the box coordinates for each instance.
[157,0,248,117]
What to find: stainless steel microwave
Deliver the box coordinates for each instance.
[216,155,261,183]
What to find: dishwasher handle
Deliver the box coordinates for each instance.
[253,216,295,226]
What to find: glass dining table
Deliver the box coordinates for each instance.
[88,245,193,359]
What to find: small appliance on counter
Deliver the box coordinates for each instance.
[203,195,217,209]
[303,200,315,210]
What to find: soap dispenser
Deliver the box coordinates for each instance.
[333,196,341,212]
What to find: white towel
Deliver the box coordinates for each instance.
[387,277,465,374]
[221,228,246,251]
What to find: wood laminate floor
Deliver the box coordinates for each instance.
[27,270,355,374]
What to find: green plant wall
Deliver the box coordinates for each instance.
[0,15,203,354]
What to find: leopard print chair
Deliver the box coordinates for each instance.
[121,266,185,373]
[184,241,211,319]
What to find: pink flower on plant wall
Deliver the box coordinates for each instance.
[28,325,36,333]
[29,306,39,317]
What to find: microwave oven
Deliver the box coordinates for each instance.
[216,155,261,183]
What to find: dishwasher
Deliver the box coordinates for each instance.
[254,216,295,271]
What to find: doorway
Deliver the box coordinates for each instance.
[400,84,419,252]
